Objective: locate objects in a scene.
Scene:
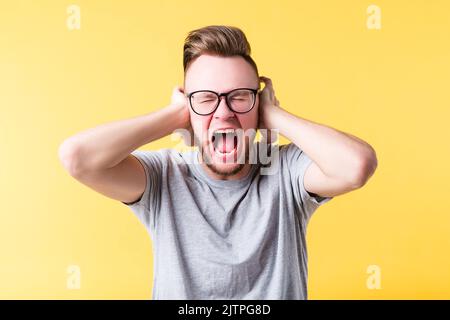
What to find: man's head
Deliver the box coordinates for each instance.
[183,25,260,178]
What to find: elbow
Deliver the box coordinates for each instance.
[58,138,85,178]
[350,146,378,189]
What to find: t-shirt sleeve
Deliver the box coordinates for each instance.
[280,143,333,223]
[121,149,164,233]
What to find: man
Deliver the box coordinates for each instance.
[58,25,377,299]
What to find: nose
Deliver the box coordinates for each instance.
[213,96,235,119]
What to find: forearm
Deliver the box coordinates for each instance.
[269,107,377,183]
[59,103,187,173]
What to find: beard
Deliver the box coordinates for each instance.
[206,161,245,177]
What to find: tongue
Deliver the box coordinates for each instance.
[216,133,235,153]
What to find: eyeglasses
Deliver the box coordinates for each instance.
[186,88,259,116]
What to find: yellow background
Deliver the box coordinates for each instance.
[1,0,449,299]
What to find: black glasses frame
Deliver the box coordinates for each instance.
[186,88,259,116]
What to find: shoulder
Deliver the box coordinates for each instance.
[130,147,197,179]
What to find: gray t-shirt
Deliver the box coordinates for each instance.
[122,142,333,299]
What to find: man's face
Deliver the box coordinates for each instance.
[184,54,259,177]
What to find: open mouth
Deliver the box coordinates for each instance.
[211,129,239,157]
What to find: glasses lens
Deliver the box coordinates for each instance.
[228,89,255,113]
[191,91,218,115]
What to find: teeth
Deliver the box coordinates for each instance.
[211,128,238,156]
[214,129,235,134]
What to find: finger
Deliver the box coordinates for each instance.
[259,76,271,85]
[259,77,267,89]
[264,80,274,94]
[260,76,272,86]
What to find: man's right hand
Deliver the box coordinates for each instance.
[170,85,195,146]
[58,85,195,204]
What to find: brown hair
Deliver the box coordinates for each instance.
[183,25,258,76]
